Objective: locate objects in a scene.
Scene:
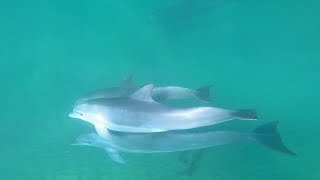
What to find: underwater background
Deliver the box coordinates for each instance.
[0,0,319,179]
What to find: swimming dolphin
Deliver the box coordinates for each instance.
[74,75,211,105]
[69,84,257,136]
[74,75,136,105]
[71,121,296,164]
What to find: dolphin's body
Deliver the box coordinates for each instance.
[72,122,295,163]
[75,86,136,105]
[75,76,211,105]
[69,85,258,135]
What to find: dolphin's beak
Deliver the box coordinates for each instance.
[70,141,88,146]
[69,112,80,119]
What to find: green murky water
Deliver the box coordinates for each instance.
[1,0,319,179]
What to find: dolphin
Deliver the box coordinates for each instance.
[69,84,258,135]
[75,75,211,105]
[74,75,136,105]
[71,121,296,164]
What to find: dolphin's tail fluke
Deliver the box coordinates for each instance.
[194,86,211,103]
[253,121,296,156]
[231,109,258,120]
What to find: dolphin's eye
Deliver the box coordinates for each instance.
[76,111,84,116]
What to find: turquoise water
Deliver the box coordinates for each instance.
[1,0,319,179]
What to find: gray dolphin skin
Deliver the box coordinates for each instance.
[151,85,211,103]
[72,121,295,163]
[69,85,258,134]
[74,75,136,105]
[74,75,211,105]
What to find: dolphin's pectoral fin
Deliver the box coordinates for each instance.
[105,148,126,164]
[95,125,113,140]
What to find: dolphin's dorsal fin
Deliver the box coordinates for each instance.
[130,84,155,102]
[120,74,134,89]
